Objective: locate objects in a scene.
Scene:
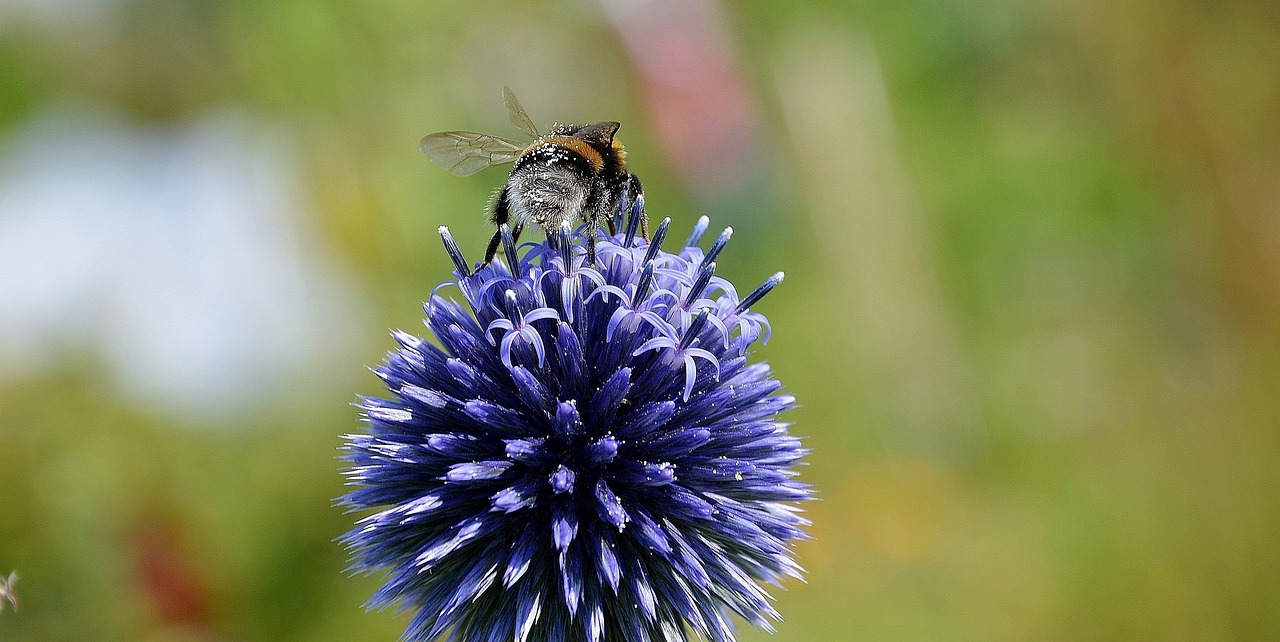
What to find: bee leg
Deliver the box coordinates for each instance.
[482,230,503,266]
[511,223,524,247]
[483,186,512,266]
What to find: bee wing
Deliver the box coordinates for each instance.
[419,131,526,177]
[503,86,540,138]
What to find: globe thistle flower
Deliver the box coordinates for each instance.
[342,204,810,642]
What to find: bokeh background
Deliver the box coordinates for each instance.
[2,0,1279,640]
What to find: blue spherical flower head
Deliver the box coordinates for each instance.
[342,207,811,642]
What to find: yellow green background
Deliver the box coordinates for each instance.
[1,0,1278,640]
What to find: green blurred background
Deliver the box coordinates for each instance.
[1,0,1278,640]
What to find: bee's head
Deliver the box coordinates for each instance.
[549,121,626,170]
[558,121,620,148]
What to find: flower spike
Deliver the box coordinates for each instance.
[500,223,520,279]
[623,194,643,247]
[612,181,631,234]
[737,271,785,313]
[343,214,807,642]
[625,193,646,247]
[680,307,712,350]
[685,215,710,248]
[643,217,671,266]
[684,261,717,308]
[703,227,732,266]
[438,226,471,277]
[555,222,574,273]
[634,261,656,304]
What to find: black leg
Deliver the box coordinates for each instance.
[482,230,503,265]
[585,226,598,266]
[511,223,524,247]
[483,186,512,265]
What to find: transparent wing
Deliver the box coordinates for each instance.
[503,86,540,138]
[419,131,526,176]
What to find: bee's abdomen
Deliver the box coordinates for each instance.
[504,160,591,230]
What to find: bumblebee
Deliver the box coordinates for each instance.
[420,87,646,266]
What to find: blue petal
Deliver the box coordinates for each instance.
[587,367,631,428]
[490,480,538,513]
[503,522,539,588]
[549,464,576,494]
[551,504,578,552]
[553,401,582,436]
[593,533,622,593]
[594,480,629,530]
[586,436,618,463]
[446,460,513,482]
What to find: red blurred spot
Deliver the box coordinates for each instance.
[604,0,764,196]
[133,519,214,630]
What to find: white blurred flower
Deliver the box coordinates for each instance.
[0,105,366,422]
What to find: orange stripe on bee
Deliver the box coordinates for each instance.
[524,136,604,173]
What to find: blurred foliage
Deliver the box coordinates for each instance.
[1,0,1279,640]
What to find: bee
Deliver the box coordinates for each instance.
[420,87,646,266]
